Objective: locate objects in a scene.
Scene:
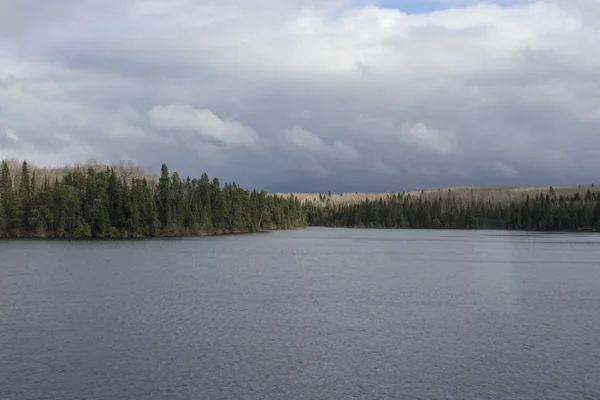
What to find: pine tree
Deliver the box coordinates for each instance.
[0,193,5,236]
[0,159,308,238]
[19,161,32,233]
[1,162,19,235]
[157,164,171,231]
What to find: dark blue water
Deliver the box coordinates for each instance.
[1,228,599,399]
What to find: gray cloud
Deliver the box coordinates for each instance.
[1,0,600,192]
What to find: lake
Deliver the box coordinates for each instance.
[1,228,599,399]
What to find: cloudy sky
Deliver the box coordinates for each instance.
[1,0,599,192]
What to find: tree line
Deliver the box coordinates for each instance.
[3,158,599,237]
[305,189,600,231]
[0,161,306,238]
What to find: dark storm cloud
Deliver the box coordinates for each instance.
[1,0,600,192]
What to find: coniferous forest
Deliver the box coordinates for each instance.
[305,189,600,231]
[0,161,306,238]
[3,159,600,238]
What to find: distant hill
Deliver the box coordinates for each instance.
[284,185,600,205]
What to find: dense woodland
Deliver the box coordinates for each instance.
[305,189,600,231]
[0,161,306,238]
[3,159,600,238]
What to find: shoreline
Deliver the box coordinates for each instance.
[4,225,598,239]
[309,225,600,233]
[0,226,307,240]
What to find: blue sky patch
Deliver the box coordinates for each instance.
[375,0,535,14]
[376,0,446,14]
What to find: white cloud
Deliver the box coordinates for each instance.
[0,0,599,191]
[284,125,359,160]
[148,104,258,147]
[5,128,18,142]
[399,123,457,155]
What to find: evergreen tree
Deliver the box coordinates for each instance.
[1,162,19,235]
[305,189,600,232]
[0,159,307,238]
[157,164,171,231]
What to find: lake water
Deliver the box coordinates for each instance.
[1,228,599,399]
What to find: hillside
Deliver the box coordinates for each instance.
[285,185,600,206]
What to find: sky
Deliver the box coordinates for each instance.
[1,0,599,192]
